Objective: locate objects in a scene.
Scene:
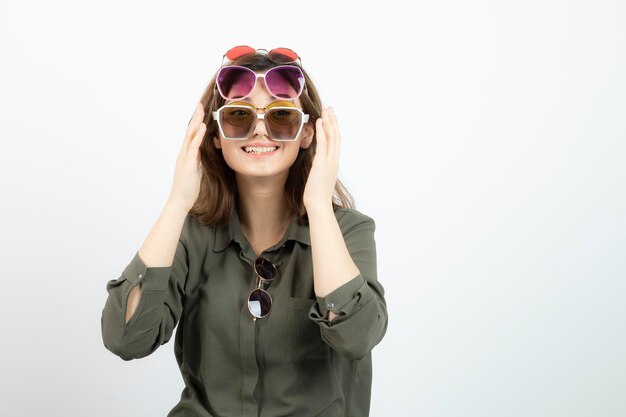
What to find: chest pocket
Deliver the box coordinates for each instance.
[287,297,329,363]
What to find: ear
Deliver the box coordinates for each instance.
[213,136,221,149]
[300,123,314,149]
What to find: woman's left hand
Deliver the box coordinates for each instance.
[303,106,341,210]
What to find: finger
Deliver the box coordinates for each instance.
[330,107,340,140]
[188,122,206,152]
[182,122,205,159]
[183,103,205,149]
[188,102,204,126]
[197,159,203,178]
[196,142,204,177]
[315,117,327,158]
[187,104,197,127]
[323,107,335,157]
[329,107,341,160]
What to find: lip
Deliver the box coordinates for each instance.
[241,142,279,148]
[240,143,280,158]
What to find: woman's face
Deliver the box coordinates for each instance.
[213,76,314,180]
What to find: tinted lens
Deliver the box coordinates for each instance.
[268,47,298,63]
[266,108,302,140]
[265,66,305,99]
[226,45,255,61]
[220,106,255,138]
[255,257,277,281]
[248,289,272,318]
[217,66,256,100]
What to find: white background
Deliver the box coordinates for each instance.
[1,0,625,416]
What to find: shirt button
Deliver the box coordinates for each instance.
[327,302,334,309]
[138,273,143,280]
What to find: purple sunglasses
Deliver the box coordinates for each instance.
[216,65,305,101]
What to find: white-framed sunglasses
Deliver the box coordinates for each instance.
[212,100,309,141]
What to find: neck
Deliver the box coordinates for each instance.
[235,173,293,242]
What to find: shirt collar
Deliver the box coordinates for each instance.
[212,207,310,252]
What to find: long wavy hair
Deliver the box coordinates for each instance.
[189,53,355,227]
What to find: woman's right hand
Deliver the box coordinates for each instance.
[167,102,207,212]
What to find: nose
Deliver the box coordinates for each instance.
[252,117,269,138]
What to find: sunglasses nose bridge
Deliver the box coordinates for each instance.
[250,113,269,136]
[251,69,291,100]
[253,73,275,99]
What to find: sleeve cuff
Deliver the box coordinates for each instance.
[121,251,171,291]
[311,274,369,323]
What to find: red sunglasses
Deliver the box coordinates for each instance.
[221,45,301,66]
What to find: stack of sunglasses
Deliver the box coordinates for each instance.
[213,46,309,141]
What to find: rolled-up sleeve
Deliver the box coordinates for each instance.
[308,211,388,360]
[101,239,188,361]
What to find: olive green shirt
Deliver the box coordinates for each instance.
[101,207,388,417]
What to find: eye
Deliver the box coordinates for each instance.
[224,108,254,126]
[268,108,298,125]
[228,109,249,117]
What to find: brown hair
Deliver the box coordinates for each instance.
[189,53,355,227]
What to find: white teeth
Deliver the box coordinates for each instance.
[244,146,278,154]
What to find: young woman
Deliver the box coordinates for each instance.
[101,46,388,417]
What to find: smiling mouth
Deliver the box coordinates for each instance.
[241,146,279,154]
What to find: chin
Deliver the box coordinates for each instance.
[222,147,299,176]
[244,165,288,176]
